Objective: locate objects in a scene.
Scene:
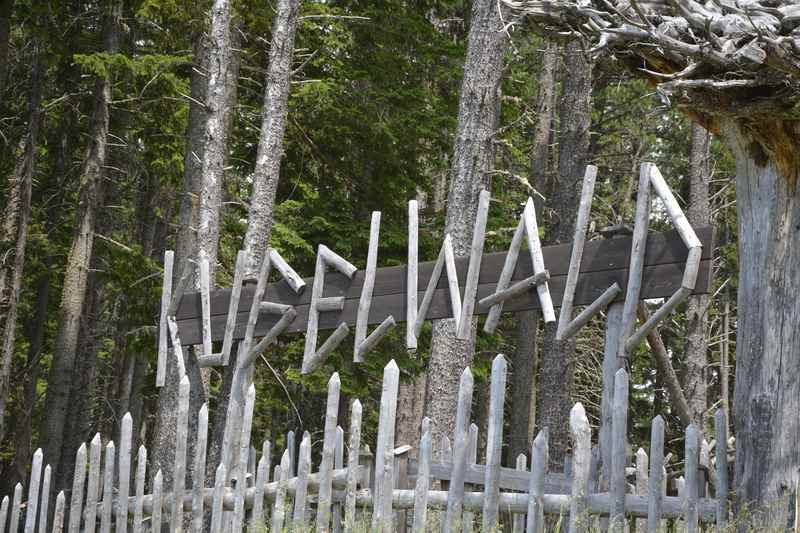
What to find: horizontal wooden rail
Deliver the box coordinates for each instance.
[174,227,714,346]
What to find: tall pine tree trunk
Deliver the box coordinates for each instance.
[4,270,50,492]
[724,120,800,529]
[508,40,557,462]
[209,0,301,476]
[41,1,121,484]
[151,0,237,487]
[424,0,508,453]
[0,42,43,442]
[684,123,711,426]
[535,41,593,468]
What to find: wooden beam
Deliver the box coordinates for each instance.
[173,227,714,346]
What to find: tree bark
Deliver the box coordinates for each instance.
[507,40,557,462]
[535,40,593,468]
[509,310,539,461]
[683,123,711,426]
[0,0,11,97]
[424,0,509,455]
[724,120,800,529]
[241,0,300,277]
[0,41,43,443]
[40,1,121,485]
[151,0,237,488]
[209,0,300,478]
[4,270,50,493]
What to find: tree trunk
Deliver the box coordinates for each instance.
[423,0,509,455]
[40,1,120,484]
[151,0,237,488]
[208,0,300,478]
[509,310,540,461]
[0,0,11,96]
[507,40,557,462]
[683,123,711,427]
[0,42,43,443]
[724,120,800,529]
[4,270,50,493]
[241,0,300,276]
[535,40,593,468]
[56,275,102,490]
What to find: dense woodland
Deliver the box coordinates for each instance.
[0,0,798,529]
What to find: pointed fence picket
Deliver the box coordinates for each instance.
[1,360,732,533]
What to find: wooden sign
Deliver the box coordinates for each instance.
[155,163,712,378]
[173,226,714,346]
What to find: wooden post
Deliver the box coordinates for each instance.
[37,464,50,533]
[150,470,164,531]
[635,447,648,533]
[356,212,388,361]
[569,403,592,533]
[523,198,555,322]
[318,373,342,532]
[457,189,490,339]
[250,442,270,532]
[293,431,311,528]
[157,250,174,386]
[556,165,599,341]
[67,443,87,533]
[444,368,474,532]
[171,376,190,533]
[52,492,66,533]
[85,434,102,533]
[484,207,525,334]
[0,495,8,533]
[647,416,664,532]
[333,426,345,533]
[269,248,305,294]
[527,429,548,533]
[372,360,400,532]
[345,400,363,531]
[191,405,208,533]
[685,424,700,532]
[99,441,115,533]
[463,423,478,533]
[117,414,133,533]
[512,453,527,533]
[221,250,246,365]
[406,200,418,350]
[412,418,431,533]
[209,464,225,533]
[413,234,462,337]
[271,451,291,533]
[618,163,652,358]
[233,385,256,533]
[8,484,21,533]
[132,446,146,533]
[610,369,629,532]
[599,301,624,493]
[712,410,728,528]
[483,355,508,532]
[23,449,42,533]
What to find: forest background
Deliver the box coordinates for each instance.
[0,0,737,499]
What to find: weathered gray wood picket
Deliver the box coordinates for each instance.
[1,358,729,533]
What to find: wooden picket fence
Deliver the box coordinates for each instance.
[0,355,730,533]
